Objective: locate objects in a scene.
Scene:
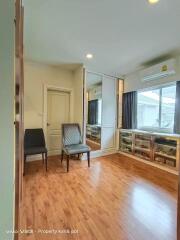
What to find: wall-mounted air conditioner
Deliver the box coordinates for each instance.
[141,59,176,82]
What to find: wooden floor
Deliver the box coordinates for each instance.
[20,154,178,240]
[86,139,101,151]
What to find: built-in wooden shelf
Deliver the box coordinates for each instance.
[135,147,151,152]
[119,129,180,174]
[155,152,176,160]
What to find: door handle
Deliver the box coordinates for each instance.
[47,123,50,127]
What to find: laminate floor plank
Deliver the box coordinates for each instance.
[20,154,177,240]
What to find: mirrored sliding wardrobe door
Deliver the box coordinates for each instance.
[85,72,102,151]
[101,75,117,150]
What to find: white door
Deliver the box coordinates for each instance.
[101,76,116,150]
[47,90,70,155]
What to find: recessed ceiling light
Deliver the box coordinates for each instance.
[86,53,93,59]
[148,0,159,4]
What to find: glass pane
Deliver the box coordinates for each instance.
[137,89,160,129]
[161,85,176,129]
[97,99,102,125]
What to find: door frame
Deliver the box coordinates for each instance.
[43,84,74,148]
[15,0,24,239]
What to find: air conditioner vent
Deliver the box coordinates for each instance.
[141,59,176,82]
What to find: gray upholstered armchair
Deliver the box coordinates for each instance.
[61,123,91,172]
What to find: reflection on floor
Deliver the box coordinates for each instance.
[86,138,101,151]
[21,154,177,240]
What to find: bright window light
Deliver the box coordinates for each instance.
[137,84,176,132]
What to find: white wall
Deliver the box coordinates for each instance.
[24,61,75,129]
[24,62,84,157]
[124,56,180,92]
[0,1,15,239]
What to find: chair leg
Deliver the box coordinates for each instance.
[45,152,48,171]
[67,155,69,172]
[42,153,44,164]
[61,150,64,164]
[87,151,90,167]
[24,154,26,176]
[78,153,80,159]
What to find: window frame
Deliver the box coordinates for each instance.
[137,83,176,133]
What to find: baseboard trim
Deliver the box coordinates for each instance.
[26,149,118,162]
[26,153,60,162]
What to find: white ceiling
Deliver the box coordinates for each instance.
[23,0,180,76]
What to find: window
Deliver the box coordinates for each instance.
[161,86,176,129]
[137,84,176,132]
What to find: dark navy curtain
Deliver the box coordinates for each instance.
[122,91,137,129]
[88,100,98,125]
[174,81,180,134]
